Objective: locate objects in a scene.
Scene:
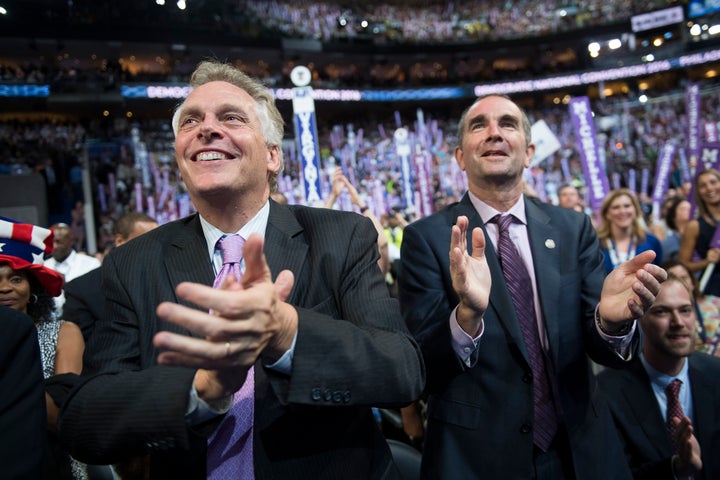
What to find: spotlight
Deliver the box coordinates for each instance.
[156,0,165,5]
[177,0,186,10]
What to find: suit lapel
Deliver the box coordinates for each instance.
[624,360,673,458]
[525,199,561,365]
[689,354,717,454]
[164,215,215,308]
[264,202,308,303]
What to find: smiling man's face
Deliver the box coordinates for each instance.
[174,81,279,203]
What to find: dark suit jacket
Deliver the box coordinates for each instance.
[0,307,47,479]
[62,267,102,344]
[59,202,424,479]
[399,194,637,480]
[597,352,720,480]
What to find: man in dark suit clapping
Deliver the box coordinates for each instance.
[59,60,424,479]
[399,94,666,480]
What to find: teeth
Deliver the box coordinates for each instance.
[196,152,228,161]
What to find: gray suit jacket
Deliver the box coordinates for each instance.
[399,194,636,480]
[597,352,720,480]
[60,201,424,479]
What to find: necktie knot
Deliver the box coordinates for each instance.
[218,234,245,265]
[666,378,682,399]
[492,213,515,233]
[213,235,245,289]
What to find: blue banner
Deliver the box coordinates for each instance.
[292,86,322,204]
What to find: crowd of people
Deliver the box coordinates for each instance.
[2,59,720,479]
[244,0,671,44]
[10,0,678,45]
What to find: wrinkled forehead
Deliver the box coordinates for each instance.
[469,96,522,120]
[181,81,255,112]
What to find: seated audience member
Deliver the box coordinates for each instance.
[663,259,720,357]
[63,212,158,344]
[661,197,691,262]
[597,273,720,479]
[44,223,101,314]
[58,60,424,479]
[0,216,87,479]
[557,183,584,213]
[596,188,663,274]
[0,306,47,479]
[679,169,720,301]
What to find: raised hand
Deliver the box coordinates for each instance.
[449,215,490,336]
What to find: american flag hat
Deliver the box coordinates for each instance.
[0,216,63,296]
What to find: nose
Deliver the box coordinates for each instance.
[669,309,686,327]
[197,117,222,140]
[485,121,502,140]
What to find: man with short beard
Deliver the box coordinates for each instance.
[597,273,720,480]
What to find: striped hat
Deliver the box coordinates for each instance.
[0,216,63,296]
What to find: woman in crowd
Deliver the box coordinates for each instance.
[661,195,692,261]
[662,259,720,356]
[0,216,86,480]
[680,168,720,298]
[596,188,663,274]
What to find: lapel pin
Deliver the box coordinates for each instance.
[545,239,556,249]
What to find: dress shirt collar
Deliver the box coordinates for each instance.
[466,191,527,226]
[199,201,270,272]
[640,351,693,421]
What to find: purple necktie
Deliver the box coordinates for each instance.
[492,214,558,451]
[665,379,684,452]
[207,235,255,479]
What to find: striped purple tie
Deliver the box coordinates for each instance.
[207,235,255,479]
[492,214,558,451]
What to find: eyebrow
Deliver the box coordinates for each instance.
[179,103,250,119]
[467,113,519,128]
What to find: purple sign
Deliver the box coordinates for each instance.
[686,83,701,170]
[569,96,610,213]
[651,143,675,222]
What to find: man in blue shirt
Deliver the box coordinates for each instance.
[598,273,720,480]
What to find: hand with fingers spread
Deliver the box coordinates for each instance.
[449,215,490,337]
[153,234,297,403]
[598,250,667,332]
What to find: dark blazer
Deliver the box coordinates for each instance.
[59,202,424,479]
[0,307,47,479]
[62,267,102,344]
[399,194,637,480]
[597,352,720,480]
